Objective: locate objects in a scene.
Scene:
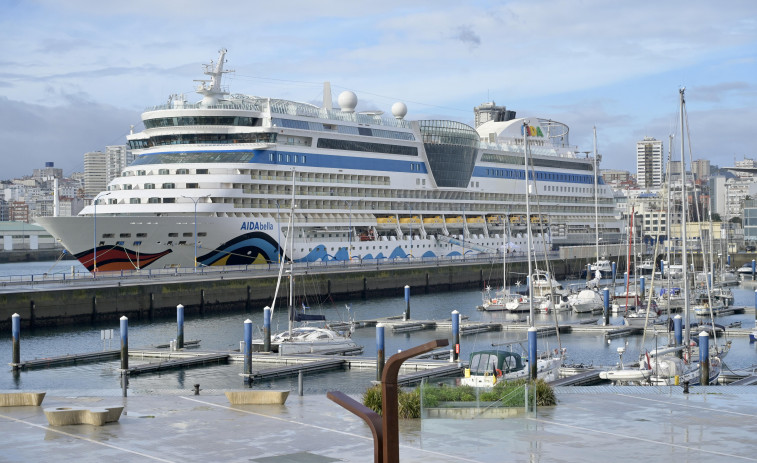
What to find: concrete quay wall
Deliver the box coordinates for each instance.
[0,258,590,330]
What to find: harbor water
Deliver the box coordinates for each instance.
[2,261,757,395]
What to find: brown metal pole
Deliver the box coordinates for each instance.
[381,339,448,463]
[327,391,384,463]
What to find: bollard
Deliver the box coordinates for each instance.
[586,263,591,282]
[683,381,689,394]
[121,374,128,397]
[404,285,410,320]
[660,260,665,278]
[699,331,710,385]
[177,304,184,349]
[528,327,537,380]
[707,272,712,290]
[298,370,304,396]
[611,261,617,282]
[376,324,385,381]
[452,310,460,362]
[263,307,271,353]
[602,288,610,325]
[120,316,128,371]
[640,276,645,298]
[194,384,200,395]
[11,313,20,368]
[623,271,629,290]
[752,260,756,281]
[244,319,252,382]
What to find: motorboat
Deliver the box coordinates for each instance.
[460,349,562,387]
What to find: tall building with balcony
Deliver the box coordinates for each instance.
[636,136,663,188]
[692,159,711,182]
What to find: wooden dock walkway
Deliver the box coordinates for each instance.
[397,364,464,386]
[123,353,229,376]
[550,369,602,386]
[13,350,121,370]
[248,358,347,381]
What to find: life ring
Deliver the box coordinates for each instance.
[519,297,523,302]
[495,369,503,377]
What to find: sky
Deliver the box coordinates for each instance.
[0,0,755,179]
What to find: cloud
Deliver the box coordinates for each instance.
[453,25,481,49]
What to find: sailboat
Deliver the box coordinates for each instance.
[603,89,723,385]
[254,171,362,355]
[480,223,521,312]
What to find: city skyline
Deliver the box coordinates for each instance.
[1,1,755,179]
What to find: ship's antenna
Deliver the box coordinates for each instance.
[195,48,234,105]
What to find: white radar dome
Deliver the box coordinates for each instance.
[391,102,408,120]
[338,91,357,113]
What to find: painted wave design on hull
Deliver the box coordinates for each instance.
[198,232,282,266]
[76,247,173,272]
[298,246,460,262]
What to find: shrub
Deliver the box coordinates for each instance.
[362,384,382,414]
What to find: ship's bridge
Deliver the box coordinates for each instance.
[477,117,570,149]
[418,120,479,188]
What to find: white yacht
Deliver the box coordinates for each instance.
[38,50,622,272]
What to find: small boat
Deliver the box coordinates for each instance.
[568,289,604,314]
[460,349,562,387]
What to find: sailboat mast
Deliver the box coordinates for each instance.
[679,88,691,350]
[593,127,600,265]
[666,134,673,319]
[523,121,534,325]
[288,170,297,336]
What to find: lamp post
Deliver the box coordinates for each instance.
[462,203,466,261]
[343,200,352,260]
[182,194,210,272]
[93,191,111,275]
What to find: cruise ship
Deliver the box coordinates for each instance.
[38,50,622,272]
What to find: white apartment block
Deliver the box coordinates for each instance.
[84,145,132,198]
[636,136,663,188]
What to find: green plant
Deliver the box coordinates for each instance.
[362,384,382,414]
[398,388,421,419]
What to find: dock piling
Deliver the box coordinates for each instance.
[640,276,645,298]
[177,304,184,349]
[528,327,537,380]
[11,313,20,369]
[263,307,271,352]
[699,331,710,385]
[674,315,683,349]
[244,319,252,382]
[602,288,609,326]
[452,310,460,362]
[298,370,304,396]
[120,316,128,371]
[404,285,410,320]
[376,324,385,381]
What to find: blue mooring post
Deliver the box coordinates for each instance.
[176,304,184,349]
[624,271,629,290]
[752,259,756,280]
[602,288,610,325]
[674,315,683,346]
[528,327,537,380]
[699,331,710,385]
[11,313,20,369]
[707,272,712,289]
[244,319,252,382]
[611,261,617,283]
[727,254,731,267]
[452,310,460,362]
[263,306,271,352]
[376,324,385,381]
[640,276,646,298]
[120,316,128,371]
[404,285,410,320]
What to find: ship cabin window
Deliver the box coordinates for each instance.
[159,169,169,175]
[148,197,160,203]
[177,169,189,175]
[183,232,193,237]
[196,169,209,174]
[103,234,115,238]
[162,183,175,189]
[163,198,175,203]
[137,170,146,176]
[137,233,147,237]
[130,198,141,204]
[120,233,131,238]
[168,233,179,237]
[302,155,306,163]
[133,241,142,246]
[145,183,155,189]
[198,232,207,237]
[108,199,117,205]
[186,183,199,189]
